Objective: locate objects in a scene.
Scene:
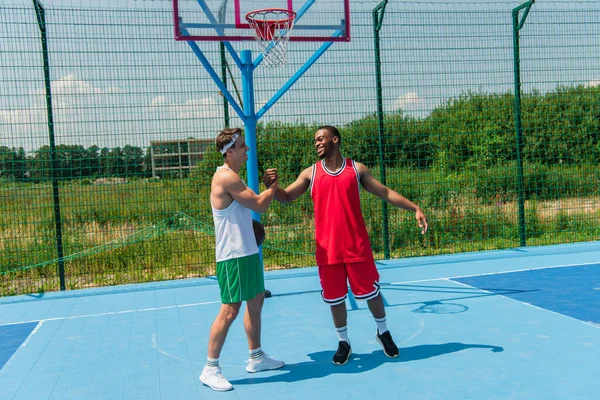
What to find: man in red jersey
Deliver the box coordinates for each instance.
[264,125,428,365]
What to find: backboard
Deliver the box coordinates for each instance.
[173,0,350,42]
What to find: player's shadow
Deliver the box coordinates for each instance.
[230,342,503,386]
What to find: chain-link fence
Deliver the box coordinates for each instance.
[1,1,599,296]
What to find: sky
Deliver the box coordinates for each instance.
[0,0,599,151]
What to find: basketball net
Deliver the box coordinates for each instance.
[246,9,296,68]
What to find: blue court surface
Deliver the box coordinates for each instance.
[1,242,599,400]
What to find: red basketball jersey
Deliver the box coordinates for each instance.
[311,158,374,265]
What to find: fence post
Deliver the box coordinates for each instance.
[220,43,230,127]
[217,3,230,127]
[33,0,66,291]
[373,0,390,259]
[512,0,534,247]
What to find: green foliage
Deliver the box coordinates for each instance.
[2,163,600,296]
[427,91,515,170]
[189,147,223,191]
[523,85,600,164]
[28,144,150,180]
[256,121,318,178]
[0,146,27,179]
[2,84,598,184]
[248,85,599,174]
[3,84,600,296]
[525,197,543,238]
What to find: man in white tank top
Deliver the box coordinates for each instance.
[199,128,284,392]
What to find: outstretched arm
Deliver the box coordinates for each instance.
[356,162,428,234]
[219,170,278,213]
[263,167,312,204]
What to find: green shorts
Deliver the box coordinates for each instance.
[216,253,265,304]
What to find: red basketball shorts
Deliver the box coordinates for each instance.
[318,260,381,305]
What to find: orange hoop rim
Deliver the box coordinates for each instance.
[245,8,297,25]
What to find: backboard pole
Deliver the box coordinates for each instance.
[240,50,261,223]
[240,50,267,274]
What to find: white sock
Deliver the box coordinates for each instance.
[249,347,264,360]
[206,357,219,367]
[336,325,349,343]
[375,316,388,335]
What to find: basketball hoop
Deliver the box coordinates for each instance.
[246,8,296,68]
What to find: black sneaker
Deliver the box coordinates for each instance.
[376,330,399,358]
[332,341,352,365]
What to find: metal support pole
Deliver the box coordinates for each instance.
[512,0,534,247]
[240,50,271,297]
[240,50,260,223]
[33,0,66,290]
[373,0,390,259]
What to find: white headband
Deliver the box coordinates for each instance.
[220,133,240,154]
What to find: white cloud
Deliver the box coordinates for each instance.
[1,74,124,149]
[585,80,600,88]
[54,74,101,95]
[32,74,121,97]
[0,105,48,150]
[0,107,45,125]
[179,98,219,119]
[151,96,167,106]
[393,91,422,110]
[150,97,220,119]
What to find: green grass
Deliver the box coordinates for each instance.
[1,163,600,296]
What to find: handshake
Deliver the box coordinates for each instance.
[262,168,279,189]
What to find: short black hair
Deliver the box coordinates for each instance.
[317,125,341,145]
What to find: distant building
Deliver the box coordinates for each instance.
[149,138,213,178]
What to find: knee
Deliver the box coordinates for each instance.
[247,292,265,307]
[220,304,241,323]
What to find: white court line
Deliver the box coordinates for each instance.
[447,278,600,330]
[0,300,221,327]
[400,317,425,345]
[20,321,44,348]
[151,333,196,364]
[1,261,597,327]
[389,260,600,286]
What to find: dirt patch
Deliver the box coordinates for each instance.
[536,197,600,220]
[93,177,128,184]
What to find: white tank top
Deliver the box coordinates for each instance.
[212,166,259,262]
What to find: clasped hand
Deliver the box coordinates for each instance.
[262,168,278,189]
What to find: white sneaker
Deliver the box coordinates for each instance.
[246,353,285,373]
[199,365,233,391]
